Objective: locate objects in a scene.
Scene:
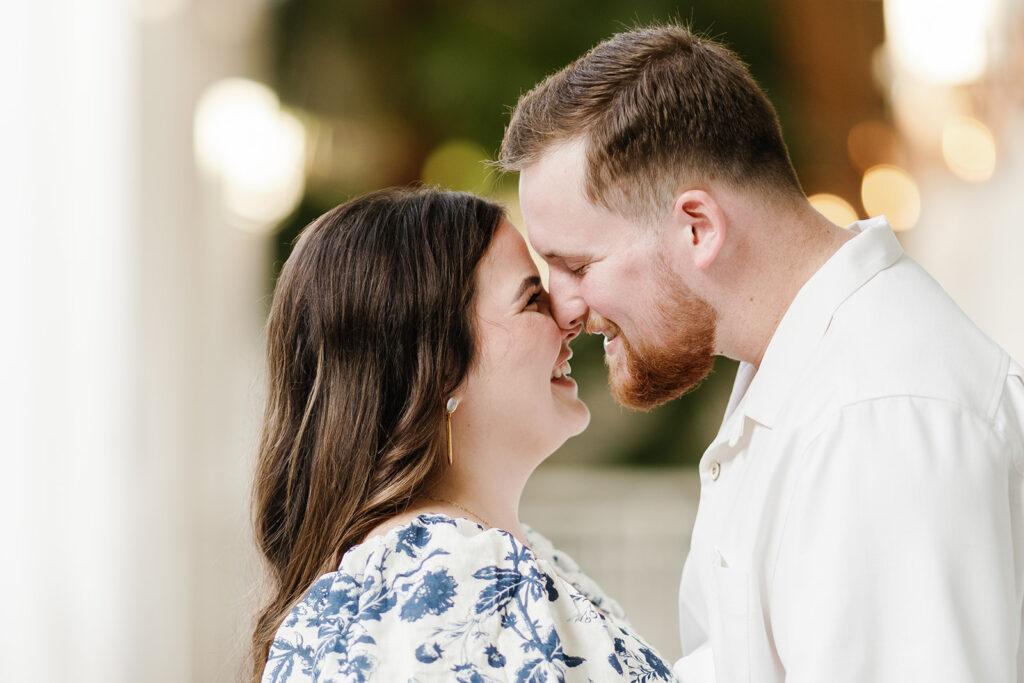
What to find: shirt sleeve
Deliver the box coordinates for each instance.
[771,396,1021,683]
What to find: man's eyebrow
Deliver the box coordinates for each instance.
[540,251,577,262]
[511,275,542,304]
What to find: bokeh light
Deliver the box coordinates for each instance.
[889,78,965,154]
[847,120,901,172]
[420,139,495,195]
[131,0,187,23]
[809,193,859,227]
[884,0,996,85]
[941,116,997,183]
[194,78,307,231]
[860,164,921,231]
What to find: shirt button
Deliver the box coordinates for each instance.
[710,461,721,481]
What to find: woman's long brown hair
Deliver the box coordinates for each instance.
[250,188,503,681]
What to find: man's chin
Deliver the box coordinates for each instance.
[602,265,718,411]
[608,358,714,411]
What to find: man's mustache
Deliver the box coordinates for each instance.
[584,315,619,337]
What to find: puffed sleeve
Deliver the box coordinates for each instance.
[265,513,677,682]
[772,396,1022,683]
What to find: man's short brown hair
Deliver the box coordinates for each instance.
[499,24,803,220]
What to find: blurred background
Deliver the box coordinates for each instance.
[3,0,1022,680]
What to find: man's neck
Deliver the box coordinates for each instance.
[718,208,854,368]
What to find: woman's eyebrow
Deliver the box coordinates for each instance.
[511,275,542,304]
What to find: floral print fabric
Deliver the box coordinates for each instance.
[263,513,677,682]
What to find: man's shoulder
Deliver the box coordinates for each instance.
[812,255,1010,421]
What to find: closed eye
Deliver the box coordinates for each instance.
[525,290,542,309]
[568,262,590,278]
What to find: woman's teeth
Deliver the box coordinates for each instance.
[551,361,571,380]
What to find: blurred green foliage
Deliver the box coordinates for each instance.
[270,0,785,192]
[268,0,785,466]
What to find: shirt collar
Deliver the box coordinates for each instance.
[735,216,904,430]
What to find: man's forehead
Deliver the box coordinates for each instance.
[521,141,586,187]
[527,228,590,264]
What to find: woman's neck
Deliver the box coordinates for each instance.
[423,463,532,546]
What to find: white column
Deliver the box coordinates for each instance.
[1,0,139,680]
[1,1,269,680]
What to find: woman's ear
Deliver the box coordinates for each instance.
[673,189,727,270]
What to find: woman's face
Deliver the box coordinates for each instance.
[458,219,590,458]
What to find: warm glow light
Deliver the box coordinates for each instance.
[889,79,961,154]
[861,165,921,231]
[884,0,996,85]
[941,116,997,182]
[421,139,495,195]
[847,120,901,172]
[809,194,859,227]
[131,0,188,23]
[194,78,307,231]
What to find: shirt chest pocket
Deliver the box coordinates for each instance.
[709,554,751,683]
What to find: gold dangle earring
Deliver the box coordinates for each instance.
[445,397,459,465]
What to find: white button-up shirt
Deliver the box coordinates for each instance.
[674,217,1024,683]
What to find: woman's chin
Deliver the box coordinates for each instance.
[558,399,591,439]
[529,405,589,462]
[572,402,591,435]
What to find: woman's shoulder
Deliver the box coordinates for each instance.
[282,514,628,628]
[349,512,516,571]
[265,514,515,679]
[281,513,525,626]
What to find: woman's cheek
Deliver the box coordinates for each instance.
[521,320,557,364]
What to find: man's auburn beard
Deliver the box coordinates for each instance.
[599,270,717,411]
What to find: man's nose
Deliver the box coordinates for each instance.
[559,320,582,342]
[547,268,588,333]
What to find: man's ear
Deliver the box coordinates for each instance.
[672,189,727,270]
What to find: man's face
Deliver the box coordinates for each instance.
[517,140,718,410]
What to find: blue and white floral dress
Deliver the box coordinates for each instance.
[263,513,677,682]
